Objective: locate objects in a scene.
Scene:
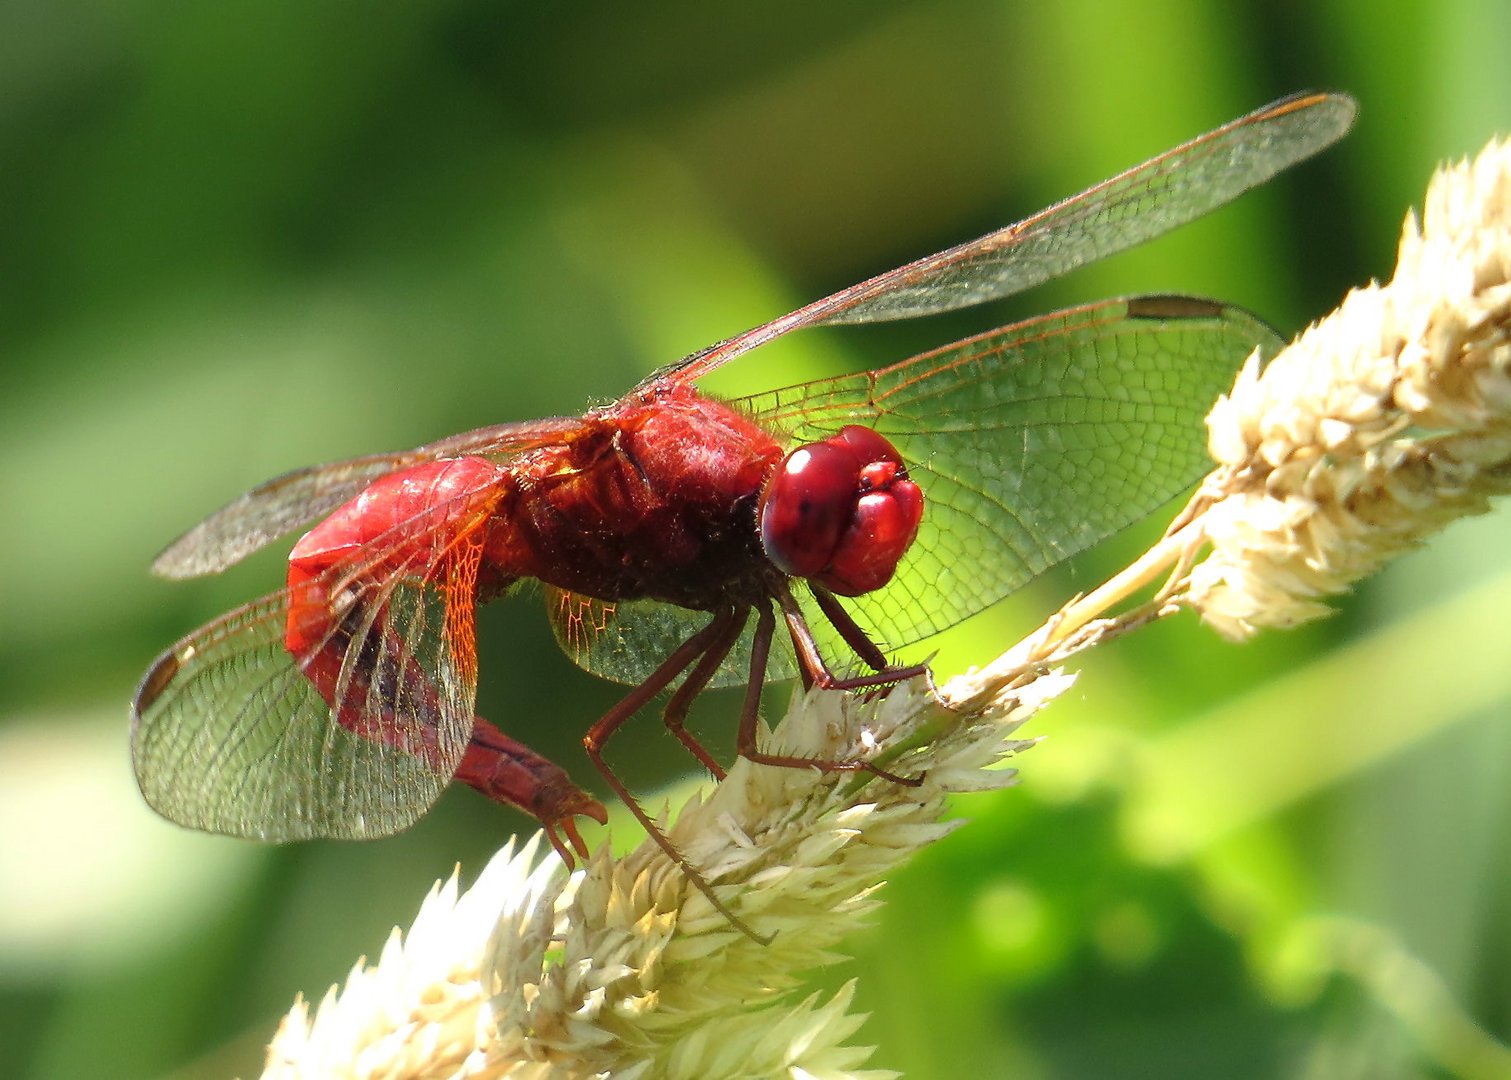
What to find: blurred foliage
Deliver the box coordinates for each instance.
[2,1,1509,1077]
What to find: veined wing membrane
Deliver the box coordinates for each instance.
[131,482,490,839]
[560,297,1282,689]
[152,416,580,579]
[740,296,1284,650]
[657,91,1352,386]
[544,588,802,689]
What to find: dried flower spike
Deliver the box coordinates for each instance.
[1189,136,1511,637]
[263,655,1061,1078]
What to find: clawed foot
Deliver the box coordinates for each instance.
[541,788,609,868]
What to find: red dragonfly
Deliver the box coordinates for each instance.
[133,91,1353,899]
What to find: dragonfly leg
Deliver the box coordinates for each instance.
[808,587,893,672]
[659,606,748,780]
[801,584,930,689]
[737,593,922,787]
[583,607,772,944]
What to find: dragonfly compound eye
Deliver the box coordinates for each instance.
[759,426,924,595]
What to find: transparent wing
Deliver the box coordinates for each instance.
[152,417,581,580]
[544,296,1276,686]
[544,588,801,689]
[739,295,1283,650]
[130,506,486,840]
[648,91,1352,387]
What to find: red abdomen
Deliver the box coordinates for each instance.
[285,457,506,654]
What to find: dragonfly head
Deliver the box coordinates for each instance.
[758,425,923,597]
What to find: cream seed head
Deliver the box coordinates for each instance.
[262,663,1058,1078]
[1189,136,1511,638]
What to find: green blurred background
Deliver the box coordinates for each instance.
[3,1,1509,1077]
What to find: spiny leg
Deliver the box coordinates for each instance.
[583,607,771,945]
[777,582,928,692]
[735,591,922,786]
[809,585,921,678]
[659,606,748,781]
